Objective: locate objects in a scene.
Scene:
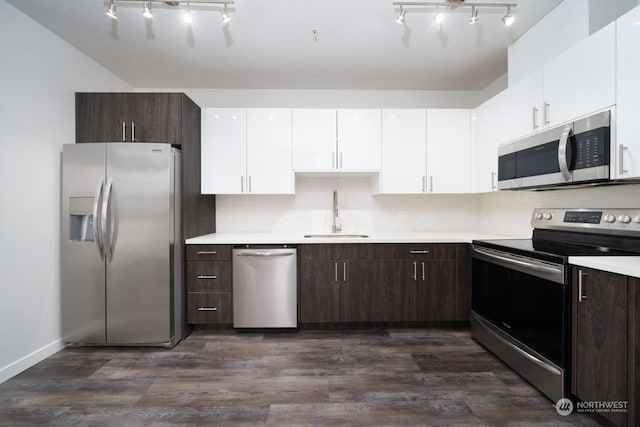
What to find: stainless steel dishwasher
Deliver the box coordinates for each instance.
[232,245,297,328]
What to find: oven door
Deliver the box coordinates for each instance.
[471,245,569,402]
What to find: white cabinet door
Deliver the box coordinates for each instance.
[426,109,471,193]
[500,69,544,143]
[246,108,293,194]
[381,109,426,194]
[471,94,502,193]
[337,109,381,170]
[543,22,616,127]
[616,5,640,179]
[292,109,336,170]
[201,108,247,194]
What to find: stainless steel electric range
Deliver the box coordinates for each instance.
[471,208,640,403]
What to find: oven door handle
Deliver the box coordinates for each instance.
[472,246,563,276]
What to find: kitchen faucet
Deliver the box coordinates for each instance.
[332,189,342,233]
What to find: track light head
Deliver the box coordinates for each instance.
[106,0,117,19]
[221,4,231,24]
[469,6,479,24]
[396,6,406,24]
[143,0,153,19]
[184,2,193,23]
[502,6,514,26]
[434,7,444,24]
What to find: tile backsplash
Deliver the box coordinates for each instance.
[214,177,640,238]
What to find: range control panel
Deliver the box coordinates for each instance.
[531,208,640,235]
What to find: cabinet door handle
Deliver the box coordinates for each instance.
[421,262,425,281]
[343,261,347,282]
[410,250,429,254]
[429,176,433,192]
[412,261,417,281]
[198,307,218,311]
[197,251,217,255]
[619,144,628,175]
[240,176,244,193]
[332,152,336,169]
[335,262,338,282]
[532,107,539,130]
[131,122,136,142]
[122,122,127,142]
[578,269,587,302]
[543,102,550,125]
[248,176,252,193]
[340,152,343,169]
[422,176,426,193]
[197,275,217,279]
[491,171,497,190]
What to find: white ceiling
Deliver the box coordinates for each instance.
[7,0,563,90]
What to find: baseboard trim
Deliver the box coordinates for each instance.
[0,339,65,384]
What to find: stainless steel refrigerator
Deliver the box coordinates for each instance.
[61,143,182,347]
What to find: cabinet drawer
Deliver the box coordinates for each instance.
[186,245,232,261]
[375,244,457,260]
[187,293,232,324]
[299,243,374,260]
[187,261,231,292]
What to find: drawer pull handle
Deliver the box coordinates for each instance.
[197,251,217,255]
[198,307,218,311]
[197,275,217,279]
[410,250,429,254]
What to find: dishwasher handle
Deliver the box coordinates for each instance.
[234,249,297,257]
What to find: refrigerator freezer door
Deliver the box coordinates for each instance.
[62,143,107,344]
[105,143,174,344]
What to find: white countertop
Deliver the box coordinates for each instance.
[185,231,516,245]
[569,257,640,279]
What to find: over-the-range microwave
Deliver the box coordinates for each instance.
[498,110,611,190]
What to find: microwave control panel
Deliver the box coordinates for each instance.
[573,127,609,170]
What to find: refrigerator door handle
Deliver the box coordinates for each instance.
[101,178,115,262]
[92,177,105,260]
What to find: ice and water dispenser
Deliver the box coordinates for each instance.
[68,197,95,242]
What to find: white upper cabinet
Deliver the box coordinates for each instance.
[337,109,381,171]
[500,22,616,145]
[292,109,381,172]
[542,22,616,127]
[500,69,544,143]
[471,93,503,193]
[246,108,293,194]
[201,108,293,195]
[426,109,471,193]
[201,108,247,195]
[616,5,640,179]
[381,109,427,194]
[292,109,336,170]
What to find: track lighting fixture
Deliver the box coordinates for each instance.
[221,4,231,24]
[502,6,515,26]
[105,1,234,25]
[396,6,406,24]
[106,0,117,19]
[143,0,153,19]
[434,7,444,24]
[393,1,517,28]
[183,1,192,23]
[469,6,478,24]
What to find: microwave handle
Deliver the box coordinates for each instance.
[558,125,572,182]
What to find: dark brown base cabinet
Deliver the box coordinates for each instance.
[572,266,639,427]
[299,243,470,324]
[299,244,379,323]
[186,245,232,324]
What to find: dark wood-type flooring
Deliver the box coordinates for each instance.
[0,328,600,426]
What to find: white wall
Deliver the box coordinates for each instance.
[0,0,131,384]
[480,183,640,237]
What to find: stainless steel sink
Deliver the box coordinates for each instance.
[304,234,369,238]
